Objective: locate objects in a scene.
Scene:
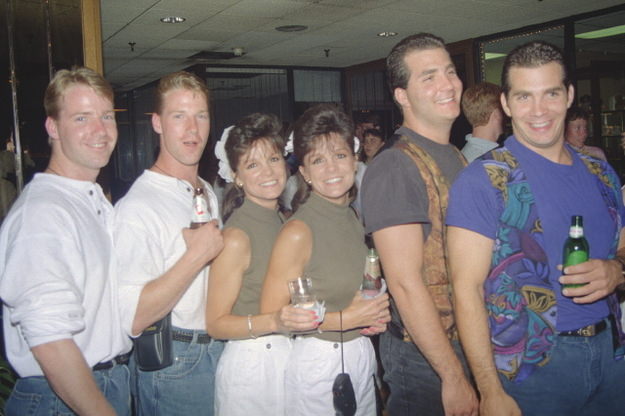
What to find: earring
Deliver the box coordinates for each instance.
[236,181,243,188]
[305,178,312,185]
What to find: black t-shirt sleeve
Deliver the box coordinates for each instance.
[361,148,429,234]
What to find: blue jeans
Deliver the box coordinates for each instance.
[380,331,469,416]
[500,319,625,416]
[133,329,224,416]
[5,364,130,416]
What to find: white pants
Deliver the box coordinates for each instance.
[285,336,376,416]
[215,335,292,416]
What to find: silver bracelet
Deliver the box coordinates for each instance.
[247,314,257,339]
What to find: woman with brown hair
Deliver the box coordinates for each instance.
[261,104,390,415]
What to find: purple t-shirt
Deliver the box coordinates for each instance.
[447,136,624,331]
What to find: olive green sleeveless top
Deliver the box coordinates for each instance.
[225,199,284,316]
[291,192,367,342]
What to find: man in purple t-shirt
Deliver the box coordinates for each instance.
[447,41,625,416]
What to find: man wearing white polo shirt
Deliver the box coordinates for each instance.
[114,71,224,416]
[0,67,132,416]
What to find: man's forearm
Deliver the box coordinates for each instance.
[32,339,116,416]
[132,250,207,335]
[454,285,504,395]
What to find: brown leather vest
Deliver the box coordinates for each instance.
[394,136,466,341]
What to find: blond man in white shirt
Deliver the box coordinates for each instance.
[0,67,132,416]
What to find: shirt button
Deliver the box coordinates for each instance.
[97,210,101,215]
[333,343,339,349]
[88,190,93,196]
[266,343,272,349]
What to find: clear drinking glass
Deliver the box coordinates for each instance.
[287,276,325,327]
[288,276,316,308]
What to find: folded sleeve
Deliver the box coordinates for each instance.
[446,162,500,240]
[361,149,429,234]
[1,218,85,348]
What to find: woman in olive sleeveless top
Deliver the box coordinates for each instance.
[206,113,317,416]
[261,105,391,415]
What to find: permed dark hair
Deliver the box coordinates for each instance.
[501,41,569,97]
[291,104,355,211]
[222,113,285,221]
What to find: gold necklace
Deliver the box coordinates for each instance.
[152,164,201,190]
[45,167,62,176]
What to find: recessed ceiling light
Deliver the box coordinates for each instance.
[377,31,398,37]
[275,25,308,32]
[575,24,625,39]
[160,16,186,24]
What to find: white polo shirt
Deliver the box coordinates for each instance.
[0,173,132,377]
[114,170,220,334]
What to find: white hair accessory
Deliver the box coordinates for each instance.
[284,132,360,155]
[285,131,295,154]
[215,126,235,183]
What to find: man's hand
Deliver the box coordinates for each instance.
[559,258,624,303]
[480,390,522,416]
[441,375,479,416]
[182,219,224,265]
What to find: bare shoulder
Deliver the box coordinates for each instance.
[222,227,251,254]
[278,219,312,245]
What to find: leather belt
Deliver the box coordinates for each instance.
[559,319,607,337]
[387,321,413,343]
[93,351,131,371]
[172,330,212,344]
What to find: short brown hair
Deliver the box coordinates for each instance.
[501,41,569,97]
[44,67,113,119]
[154,71,210,114]
[461,82,502,127]
[566,106,589,123]
[386,33,447,93]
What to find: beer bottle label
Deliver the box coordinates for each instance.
[192,195,210,223]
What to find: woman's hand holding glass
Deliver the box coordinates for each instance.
[287,276,326,333]
[274,304,319,334]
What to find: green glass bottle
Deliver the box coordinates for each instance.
[562,215,589,289]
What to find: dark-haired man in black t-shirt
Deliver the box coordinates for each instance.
[361,33,477,416]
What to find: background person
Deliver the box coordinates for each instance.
[565,106,606,160]
[460,82,504,162]
[361,128,385,164]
